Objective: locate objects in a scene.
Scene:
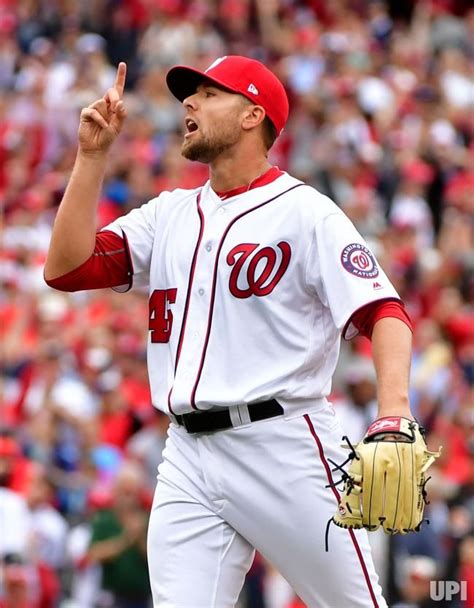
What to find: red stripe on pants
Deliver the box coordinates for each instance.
[303,414,379,608]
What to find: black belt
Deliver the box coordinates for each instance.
[174,399,283,434]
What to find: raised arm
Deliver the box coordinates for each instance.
[44,62,128,281]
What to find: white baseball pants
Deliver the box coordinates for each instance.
[147,403,387,608]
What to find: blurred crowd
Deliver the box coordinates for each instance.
[1,0,473,607]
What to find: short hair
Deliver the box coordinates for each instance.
[262,116,278,151]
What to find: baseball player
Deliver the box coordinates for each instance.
[45,56,436,608]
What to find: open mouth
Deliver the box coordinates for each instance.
[185,118,199,137]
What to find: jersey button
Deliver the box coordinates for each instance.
[218,208,225,215]
[205,243,212,252]
[198,288,205,295]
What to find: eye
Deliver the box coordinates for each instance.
[205,91,216,98]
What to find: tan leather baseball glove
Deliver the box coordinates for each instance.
[332,416,441,534]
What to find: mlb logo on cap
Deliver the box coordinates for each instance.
[166,55,289,135]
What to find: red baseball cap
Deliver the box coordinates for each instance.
[166,55,289,135]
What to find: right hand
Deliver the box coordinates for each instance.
[78,61,128,154]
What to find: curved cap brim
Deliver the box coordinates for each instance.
[166,65,239,102]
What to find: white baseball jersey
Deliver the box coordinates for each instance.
[104,172,399,416]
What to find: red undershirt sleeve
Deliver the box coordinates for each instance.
[44,230,133,292]
[348,299,413,340]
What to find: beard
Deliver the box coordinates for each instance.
[181,119,241,163]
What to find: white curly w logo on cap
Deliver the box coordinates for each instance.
[205,56,228,72]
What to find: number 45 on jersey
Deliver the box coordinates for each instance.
[149,288,177,343]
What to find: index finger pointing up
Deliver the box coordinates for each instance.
[114,62,127,97]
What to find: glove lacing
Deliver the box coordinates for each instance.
[324,435,359,551]
[323,436,432,551]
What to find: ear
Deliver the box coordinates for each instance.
[241,105,266,132]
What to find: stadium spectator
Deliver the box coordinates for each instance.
[86,461,151,608]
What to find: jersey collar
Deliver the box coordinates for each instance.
[214,166,284,200]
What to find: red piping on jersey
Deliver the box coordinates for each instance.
[303,414,379,607]
[167,192,204,415]
[189,183,305,409]
[113,229,133,292]
[44,230,132,292]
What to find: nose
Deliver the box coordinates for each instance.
[183,93,198,110]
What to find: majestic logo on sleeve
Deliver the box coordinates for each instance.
[227,242,291,298]
[341,243,379,279]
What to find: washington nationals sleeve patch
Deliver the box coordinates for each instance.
[340,243,379,279]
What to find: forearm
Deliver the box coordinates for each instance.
[45,153,105,278]
[45,151,108,280]
[371,316,413,419]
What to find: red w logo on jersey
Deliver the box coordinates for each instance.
[227,242,291,298]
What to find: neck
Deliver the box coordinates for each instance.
[209,154,271,193]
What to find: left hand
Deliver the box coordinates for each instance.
[332,416,441,534]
